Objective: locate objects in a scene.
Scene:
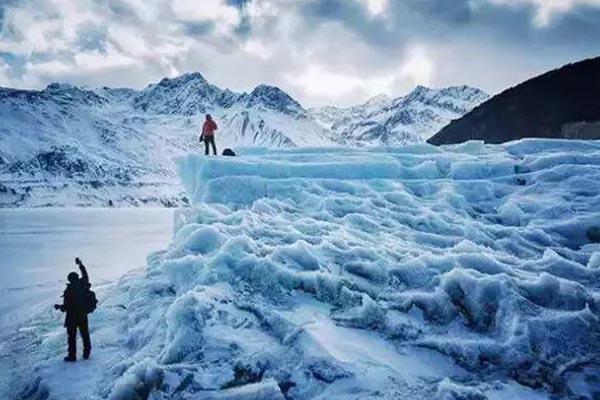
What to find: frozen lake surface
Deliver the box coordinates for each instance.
[0,208,174,332]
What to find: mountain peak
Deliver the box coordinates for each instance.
[41,82,108,106]
[44,82,76,92]
[364,94,390,107]
[406,85,434,98]
[400,85,489,109]
[249,84,288,97]
[441,85,486,95]
[156,72,208,88]
[246,84,304,115]
[135,71,224,115]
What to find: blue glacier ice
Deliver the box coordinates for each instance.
[3,139,600,400]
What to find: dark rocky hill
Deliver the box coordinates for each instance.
[428,57,600,145]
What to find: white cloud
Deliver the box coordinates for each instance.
[242,39,272,60]
[0,0,106,56]
[399,46,434,87]
[285,64,396,101]
[0,60,12,87]
[1,4,64,55]
[73,46,136,71]
[21,60,73,87]
[0,0,466,104]
[171,0,240,33]
[0,0,598,105]
[246,0,282,20]
[285,45,435,105]
[360,0,390,17]
[488,0,600,26]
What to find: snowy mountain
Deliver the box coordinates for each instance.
[0,75,486,207]
[310,85,489,146]
[4,140,599,399]
[309,93,391,130]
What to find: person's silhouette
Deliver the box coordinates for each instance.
[200,114,218,155]
[54,257,92,362]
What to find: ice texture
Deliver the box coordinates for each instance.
[5,139,600,399]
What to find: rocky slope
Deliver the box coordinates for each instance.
[428,57,600,145]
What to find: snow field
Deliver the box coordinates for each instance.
[9,139,600,399]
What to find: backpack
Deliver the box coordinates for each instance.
[222,148,236,156]
[84,289,98,314]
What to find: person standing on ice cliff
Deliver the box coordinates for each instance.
[200,114,218,156]
[54,257,96,362]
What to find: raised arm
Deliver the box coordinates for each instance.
[76,257,89,286]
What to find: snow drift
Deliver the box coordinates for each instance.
[6,139,600,399]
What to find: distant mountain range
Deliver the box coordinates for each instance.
[428,57,600,145]
[310,86,488,146]
[0,73,487,207]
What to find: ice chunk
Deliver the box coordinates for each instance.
[588,252,600,269]
[200,379,285,400]
[497,201,526,226]
[109,358,163,400]
[435,378,485,400]
[333,293,386,329]
[183,226,224,254]
[272,240,321,271]
[161,291,209,363]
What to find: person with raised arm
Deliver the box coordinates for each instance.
[54,257,96,362]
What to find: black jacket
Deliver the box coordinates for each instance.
[59,264,90,327]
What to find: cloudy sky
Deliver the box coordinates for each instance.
[0,0,599,106]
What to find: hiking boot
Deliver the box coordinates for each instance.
[64,356,76,362]
[83,349,91,360]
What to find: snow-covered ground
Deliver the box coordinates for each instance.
[3,139,600,400]
[0,208,174,333]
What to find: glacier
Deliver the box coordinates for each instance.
[2,139,600,400]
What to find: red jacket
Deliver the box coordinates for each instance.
[202,120,217,137]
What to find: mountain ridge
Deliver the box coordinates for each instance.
[0,73,487,207]
[310,84,488,146]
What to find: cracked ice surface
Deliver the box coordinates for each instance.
[5,140,600,399]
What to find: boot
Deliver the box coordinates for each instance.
[64,355,76,362]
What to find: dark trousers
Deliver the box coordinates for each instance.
[204,136,217,155]
[67,319,91,358]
